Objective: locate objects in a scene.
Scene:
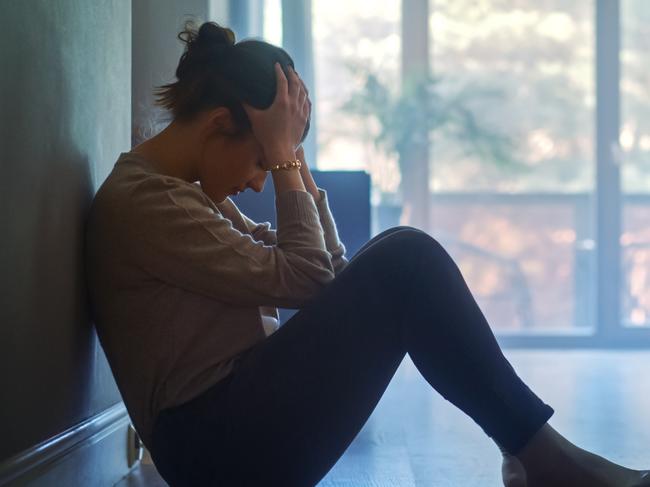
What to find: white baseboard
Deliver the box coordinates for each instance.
[0,403,134,487]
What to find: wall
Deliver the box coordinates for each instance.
[0,1,132,485]
[132,0,221,146]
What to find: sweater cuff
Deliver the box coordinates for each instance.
[275,189,321,228]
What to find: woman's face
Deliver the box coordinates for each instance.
[196,126,269,204]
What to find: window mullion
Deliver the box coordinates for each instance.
[595,0,622,340]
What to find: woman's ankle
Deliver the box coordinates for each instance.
[513,423,643,487]
[515,423,574,472]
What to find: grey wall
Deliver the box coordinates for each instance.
[132,0,218,146]
[0,0,130,467]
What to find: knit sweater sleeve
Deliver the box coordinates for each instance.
[313,188,348,275]
[238,188,349,275]
[125,177,335,309]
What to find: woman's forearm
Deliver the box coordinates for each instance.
[296,147,321,203]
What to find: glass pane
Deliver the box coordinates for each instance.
[621,0,650,328]
[430,195,594,332]
[312,0,401,190]
[310,0,596,333]
[428,1,595,331]
[263,0,283,47]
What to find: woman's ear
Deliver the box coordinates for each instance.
[204,107,238,137]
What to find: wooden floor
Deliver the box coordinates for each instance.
[116,350,650,487]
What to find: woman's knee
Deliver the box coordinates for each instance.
[381,225,428,237]
[353,227,444,273]
[377,226,439,252]
[358,226,428,252]
[352,226,419,261]
[335,228,453,315]
[348,226,451,279]
[379,229,455,279]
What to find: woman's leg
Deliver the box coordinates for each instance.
[349,225,426,258]
[153,227,647,487]
[207,227,552,486]
[149,226,425,486]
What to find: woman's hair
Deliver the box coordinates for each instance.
[154,20,310,141]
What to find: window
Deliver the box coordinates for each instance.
[233,0,650,346]
[621,0,650,328]
[313,0,400,176]
[427,1,595,333]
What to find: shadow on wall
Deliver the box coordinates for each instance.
[0,0,124,463]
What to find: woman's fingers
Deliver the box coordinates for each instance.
[274,62,289,99]
[242,101,259,121]
[245,63,310,151]
[288,67,310,118]
[301,94,311,119]
[289,68,310,116]
[293,69,310,103]
[297,83,307,108]
[303,93,312,119]
[287,65,301,99]
[298,75,309,97]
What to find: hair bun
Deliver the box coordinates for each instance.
[198,22,236,46]
[176,20,236,79]
[177,20,236,52]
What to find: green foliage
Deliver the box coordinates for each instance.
[341,62,520,180]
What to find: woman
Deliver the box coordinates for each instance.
[84,20,649,487]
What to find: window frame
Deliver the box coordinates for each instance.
[229,0,650,348]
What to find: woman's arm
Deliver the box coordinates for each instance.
[238,188,349,276]
[238,146,348,274]
[296,146,349,274]
[296,146,321,203]
[125,179,335,309]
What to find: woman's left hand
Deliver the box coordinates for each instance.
[295,75,312,151]
[295,145,321,202]
[296,145,306,166]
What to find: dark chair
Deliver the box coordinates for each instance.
[232,170,372,323]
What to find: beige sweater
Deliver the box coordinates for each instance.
[84,151,348,449]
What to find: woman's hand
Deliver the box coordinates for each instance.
[296,145,306,165]
[295,145,321,202]
[243,63,310,166]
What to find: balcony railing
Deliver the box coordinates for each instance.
[374,193,650,333]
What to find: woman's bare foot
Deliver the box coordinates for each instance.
[516,423,648,487]
[501,453,527,487]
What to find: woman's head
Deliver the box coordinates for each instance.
[156,21,309,138]
[151,20,310,202]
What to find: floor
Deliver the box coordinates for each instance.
[116,350,650,487]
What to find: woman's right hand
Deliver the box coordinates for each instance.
[243,62,310,166]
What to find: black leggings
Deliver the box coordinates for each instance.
[150,226,554,487]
